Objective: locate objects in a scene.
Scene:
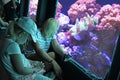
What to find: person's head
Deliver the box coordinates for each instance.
[8,17,37,44]
[41,18,59,38]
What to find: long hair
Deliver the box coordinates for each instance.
[41,18,59,38]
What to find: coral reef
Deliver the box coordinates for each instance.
[56,1,120,78]
[95,4,120,31]
[67,0,101,22]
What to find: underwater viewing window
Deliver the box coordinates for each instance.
[28,0,120,79]
[56,0,120,78]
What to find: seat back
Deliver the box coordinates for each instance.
[0,64,9,80]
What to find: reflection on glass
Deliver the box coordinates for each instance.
[56,0,120,78]
[28,0,38,21]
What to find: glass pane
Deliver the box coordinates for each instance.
[56,0,120,79]
[28,0,38,21]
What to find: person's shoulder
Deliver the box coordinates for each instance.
[6,38,17,45]
[6,38,14,42]
[4,39,19,50]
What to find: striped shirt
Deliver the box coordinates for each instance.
[36,30,56,52]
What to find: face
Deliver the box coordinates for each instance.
[16,31,30,45]
[14,26,30,45]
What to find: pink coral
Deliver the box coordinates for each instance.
[95,4,120,31]
[56,2,70,26]
[67,0,101,22]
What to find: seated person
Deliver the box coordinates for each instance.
[0,17,52,80]
[21,18,70,79]
[35,18,65,78]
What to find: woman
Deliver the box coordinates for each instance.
[34,18,68,79]
[0,17,52,80]
[20,18,70,79]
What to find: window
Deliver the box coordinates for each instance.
[56,0,120,78]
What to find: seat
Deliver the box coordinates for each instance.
[0,64,9,80]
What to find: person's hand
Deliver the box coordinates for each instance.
[33,61,46,74]
[33,67,45,74]
[51,60,62,78]
[31,61,45,69]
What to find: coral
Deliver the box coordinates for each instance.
[67,0,101,22]
[56,2,70,26]
[57,13,70,26]
[56,2,62,19]
[68,15,98,36]
[95,4,120,31]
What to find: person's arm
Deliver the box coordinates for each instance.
[10,54,39,75]
[51,39,66,57]
[33,41,62,78]
[29,59,45,69]
[33,41,54,62]
[0,17,8,26]
[8,41,40,75]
